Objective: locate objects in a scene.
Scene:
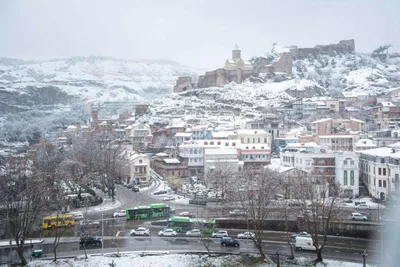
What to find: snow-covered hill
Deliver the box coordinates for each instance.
[145,53,400,128]
[0,56,196,111]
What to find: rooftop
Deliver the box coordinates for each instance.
[175,132,192,137]
[360,147,400,157]
[204,148,238,155]
[163,158,181,164]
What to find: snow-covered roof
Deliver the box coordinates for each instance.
[156,153,169,157]
[342,92,357,98]
[312,118,331,123]
[319,135,358,138]
[163,158,180,164]
[285,142,319,148]
[204,148,238,155]
[212,131,234,138]
[175,132,192,137]
[236,129,268,135]
[380,102,396,107]
[355,139,377,147]
[359,147,400,157]
[265,164,294,174]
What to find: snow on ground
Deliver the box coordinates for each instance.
[71,198,121,214]
[27,253,377,267]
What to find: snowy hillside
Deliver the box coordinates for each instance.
[146,53,400,127]
[0,57,196,111]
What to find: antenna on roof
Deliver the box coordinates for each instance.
[235,43,240,50]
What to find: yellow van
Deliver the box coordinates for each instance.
[42,214,76,229]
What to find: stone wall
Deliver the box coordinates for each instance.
[173,76,193,93]
[290,39,355,60]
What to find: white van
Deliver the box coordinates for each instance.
[295,236,316,251]
[69,212,84,221]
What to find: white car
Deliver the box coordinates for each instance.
[351,212,368,221]
[229,210,246,216]
[113,210,127,217]
[355,204,370,210]
[212,230,228,238]
[69,212,84,221]
[163,195,175,201]
[186,229,202,237]
[130,227,150,236]
[79,220,100,228]
[158,229,177,237]
[237,232,255,239]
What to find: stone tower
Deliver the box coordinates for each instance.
[232,44,241,61]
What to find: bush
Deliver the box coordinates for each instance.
[86,188,96,196]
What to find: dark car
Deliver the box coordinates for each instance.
[153,190,168,195]
[132,186,140,192]
[126,184,133,189]
[220,236,240,247]
[79,237,102,248]
[189,199,207,206]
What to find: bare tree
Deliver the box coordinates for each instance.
[166,175,184,192]
[205,161,237,203]
[235,168,280,260]
[0,155,51,266]
[290,173,342,263]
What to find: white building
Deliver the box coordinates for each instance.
[280,143,359,197]
[130,123,152,148]
[235,129,271,148]
[178,141,204,176]
[128,153,150,185]
[335,151,359,197]
[174,132,192,146]
[317,134,360,152]
[354,138,378,152]
[204,148,243,183]
[359,144,400,201]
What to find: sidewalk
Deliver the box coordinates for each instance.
[70,197,121,214]
[0,239,43,248]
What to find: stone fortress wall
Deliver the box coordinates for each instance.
[173,39,355,92]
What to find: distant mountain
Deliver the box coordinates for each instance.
[146,53,400,127]
[0,56,196,112]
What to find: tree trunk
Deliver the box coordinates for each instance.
[315,248,323,263]
[16,245,27,266]
[53,246,57,262]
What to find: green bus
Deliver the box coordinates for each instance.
[126,203,170,220]
[167,216,215,233]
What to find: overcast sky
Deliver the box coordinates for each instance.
[1,0,399,70]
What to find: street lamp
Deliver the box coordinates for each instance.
[101,210,104,254]
[362,250,367,267]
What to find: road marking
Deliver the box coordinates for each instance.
[335,250,341,253]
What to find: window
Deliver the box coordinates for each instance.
[225,142,229,146]
[204,141,208,145]
[240,138,244,143]
[232,142,236,146]
[378,168,381,175]
[253,138,255,143]
[264,138,267,143]
[383,168,386,176]
[194,149,197,154]
[210,141,214,145]
[247,138,250,143]
[217,141,221,145]
[350,160,354,165]
[344,160,348,165]
[383,180,387,188]
[300,159,302,164]
[350,170,354,186]
[258,138,260,143]
[190,148,193,154]
[379,180,382,187]
[344,171,348,185]
[194,158,197,162]
[139,159,142,163]
[374,167,375,174]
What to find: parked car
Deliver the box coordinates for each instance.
[355,204,370,210]
[69,212,84,221]
[153,190,168,195]
[179,211,195,218]
[237,232,255,239]
[186,229,202,237]
[291,231,311,239]
[212,230,228,238]
[163,195,175,201]
[158,228,177,237]
[301,210,316,216]
[113,210,127,217]
[130,227,150,236]
[351,212,368,221]
[220,236,240,247]
[79,236,102,247]
[189,199,207,206]
[79,220,100,228]
[229,209,246,216]
[132,186,140,192]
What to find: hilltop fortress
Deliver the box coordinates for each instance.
[173,39,355,92]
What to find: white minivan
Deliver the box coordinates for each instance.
[295,236,316,251]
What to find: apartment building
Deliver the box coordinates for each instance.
[311,118,365,135]
[130,123,153,149]
[178,140,204,176]
[359,144,400,201]
[372,101,400,129]
[316,134,359,151]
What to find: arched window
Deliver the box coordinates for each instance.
[210,141,214,145]
[217,141,221,145]
[344,170,348,185]
[204,141,208,145]
[350,170,355,185]
[225,142,229,146]
[252,146,256,149]
[261,146,264,149]
[190,148,193,154]
[232,142,236,146]
[194,149,197,154]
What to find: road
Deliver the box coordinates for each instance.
[0,234,379,265]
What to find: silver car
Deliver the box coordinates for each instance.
[351,213,368,221]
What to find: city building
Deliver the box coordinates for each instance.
[372,101,400,129]
[311,118,365,135]
[359,144,400,201]
[129,153,151,186]
[335,151,360,197]
[130,123,153,149]
[178,141,204,176]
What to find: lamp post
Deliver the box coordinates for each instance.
[101,210,104,254]
[276,249,281,267]
[362,250,367,267]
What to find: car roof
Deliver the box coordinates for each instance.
[137,227,146,230]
